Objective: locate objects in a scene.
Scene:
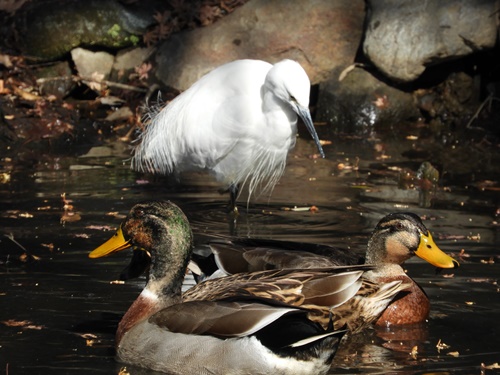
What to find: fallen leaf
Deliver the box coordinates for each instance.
[447,351,459,357]
[481,363,500,370]
[436,339,450,353]
[60,212,81,223]
[480,258,495,264]
[1,319,44,330]
[410,345,418,359]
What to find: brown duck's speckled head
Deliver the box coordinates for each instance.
[365,212,459,269]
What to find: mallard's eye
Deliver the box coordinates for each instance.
[394,222,404,231]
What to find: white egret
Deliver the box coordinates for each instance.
[132,59,325,211]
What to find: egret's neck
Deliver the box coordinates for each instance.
[261,91,297,148]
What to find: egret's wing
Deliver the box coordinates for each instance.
[132,60,271,176]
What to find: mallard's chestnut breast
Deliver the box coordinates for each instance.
[375,275,430,327]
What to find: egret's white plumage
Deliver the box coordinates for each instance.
[132,59,325,208]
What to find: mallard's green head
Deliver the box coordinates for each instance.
[89,201,194,288]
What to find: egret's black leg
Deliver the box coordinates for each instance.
[228,183,239,215]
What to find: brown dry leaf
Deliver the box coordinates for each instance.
[410,346,418,360]
[480,257,495,264]
[481,363,500,370]
[19,253,41,262]
[373,94,389,109]
[60,212,81,223]
[458,249,470,258]
[86,224,116,231]
[0,172,11,183]
[469,278,496,283]
[41,243,54,251]
[86,339,100,347]
[2,319,44,330]
[118,367,130,375]
[77,333,98,339]
[468,233,481,241]
[447,351,460,357]
[13,86,41,101]
[436,339,450,353]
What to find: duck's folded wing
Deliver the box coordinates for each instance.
[301,271,363,307]
[209,239,362,275]
[150,300,303,337]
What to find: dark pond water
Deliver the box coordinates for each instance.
[1,129,499,375]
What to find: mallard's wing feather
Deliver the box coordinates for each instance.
[330,279,411,332]
[184,266,371,316]
[208,239,363,276]
[151,300,302,337]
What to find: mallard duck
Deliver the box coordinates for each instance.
[206,212,460,327]
[89,201,402,375]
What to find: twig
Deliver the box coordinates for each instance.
[37,76,148,93]
[466,93,500,128]
[4,233,31,254]
[80,79,148,93]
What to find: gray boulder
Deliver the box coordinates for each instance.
[363,0,499,82]
[154,0,365,90]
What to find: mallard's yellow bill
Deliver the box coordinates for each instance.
[89,227,131,258]
[415,232,459,268]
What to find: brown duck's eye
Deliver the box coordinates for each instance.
[394,222,404,231]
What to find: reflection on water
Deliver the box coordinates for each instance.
[0,135,499,375]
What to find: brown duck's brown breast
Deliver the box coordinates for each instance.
[375,275,430,327]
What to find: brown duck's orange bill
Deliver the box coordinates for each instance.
[89,227,131,258]
[415,231,459,268]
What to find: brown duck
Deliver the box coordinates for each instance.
[206,212,459,327]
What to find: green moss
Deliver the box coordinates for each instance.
[107,24,122,39]
[129,35,140,46]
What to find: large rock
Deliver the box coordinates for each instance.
[71,48,115,81]
[316,66,420,133]
[154,0,365,90]
[11,0,159,61]
[363,0,499,82]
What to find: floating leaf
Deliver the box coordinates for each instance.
[436,339,450,353]
[2,319,44,330]
[481,363,500,370]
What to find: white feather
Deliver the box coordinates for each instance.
[132,59,323,203]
